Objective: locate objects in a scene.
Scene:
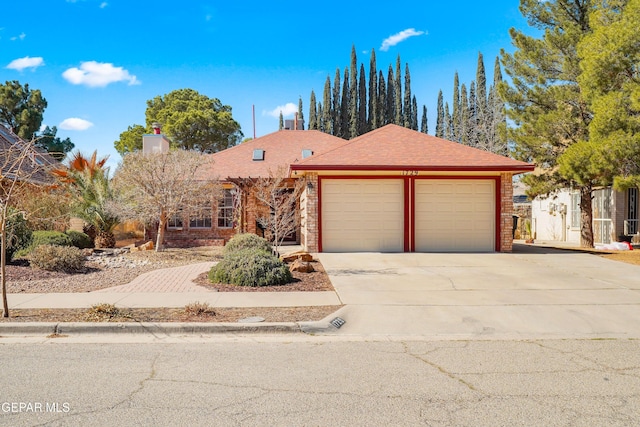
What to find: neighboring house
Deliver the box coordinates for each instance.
[156,123,535,252]
[0,124,59,186]
[531,187,639,244]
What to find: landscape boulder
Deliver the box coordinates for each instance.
[290,258,315,273]
[280,251,313,263]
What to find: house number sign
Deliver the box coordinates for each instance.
[402,170,419,176]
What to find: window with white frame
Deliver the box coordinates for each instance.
[217,189,234,229]
[190,203,212,229]
[571,192,580,229]
[167,211,183,229]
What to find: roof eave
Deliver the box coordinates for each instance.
[289,164,536,173]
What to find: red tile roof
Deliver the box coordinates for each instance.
[290,124,535,173]
[201,130,347,179]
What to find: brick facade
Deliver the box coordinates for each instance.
[301,173,319,252]
[499,173,514,252]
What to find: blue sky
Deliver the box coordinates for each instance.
[1,0,530,171]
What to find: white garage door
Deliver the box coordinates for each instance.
[322,179,404,252]
[415,180,495,252]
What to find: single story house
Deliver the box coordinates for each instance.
[531,187,639,244]
[156,124,534,252]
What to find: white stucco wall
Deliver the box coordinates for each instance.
[531,191,581,244]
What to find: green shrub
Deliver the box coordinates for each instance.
[1,209,32,261]
[31,230,72,248]
[223,233,272,256]
[209,248,292,287]
[29,245,85,272]
[66,230,94,249]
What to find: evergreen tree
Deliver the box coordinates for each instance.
[349,46,358,139]
[278,111,284,130]
[411,96,418,130]
[332,68,342,136]
[358,63,367,136]
[378,70,387,125]
[368,48,378,130]
[387,65,396,126]
[468,81,477,146]
[308,91,318,130]
[459,83,470,145]
[475,52,488,147]
[435,90,444,138]
[340,67,350,138]
[403,63,412,128]
[500,0,595,247]
[444,102,453,140]
[322,76,333,135]
[297,96,304,129]
[452,72,460,142]
[317,101,324,132]
[394,55,403,125]
[420,105,428,134]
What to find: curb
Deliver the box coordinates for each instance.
[0,321,335,336]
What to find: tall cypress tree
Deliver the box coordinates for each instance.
[358,63,367,136]
[403,63,412,128]
[468,81,477,146]
[444,102,452,140]
[278,111,284,130]
[308,91,318,130]
[378,70,387,126]
[452,72,460,142]
[322,76,332,135]
[489,56,507,155]
[459,83,469,145]
[341,67,350,138]
[297,96,304,129]
[475,52,488,145]
[387,65,395,126]
[317,101,324,132]
[435,90,444,138]
[394,55,403,125]
[349,46,358,139]
[411,95,418,130]
[420,105,428,134]
[332,68,342,137]
[368,48,378,131]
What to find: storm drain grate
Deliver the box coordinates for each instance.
[330,317,346,329]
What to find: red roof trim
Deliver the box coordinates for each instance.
[290,164,535,172]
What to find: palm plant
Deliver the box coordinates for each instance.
[52,151,119,248]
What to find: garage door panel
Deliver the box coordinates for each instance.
[322,179,404,252]
[415,180,495,252]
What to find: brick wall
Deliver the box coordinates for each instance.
[500,173,514,252]
[302,173,319,252]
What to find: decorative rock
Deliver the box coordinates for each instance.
[290,258,315,273]
[280,251,313,263]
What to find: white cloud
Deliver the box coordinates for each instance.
[264,103,298,118]
[380,28,426,52]
[59,118,94,131]
[6,56,44,71]
[10,32,26,41]
[100,2,108,8]
[62,61,140,87]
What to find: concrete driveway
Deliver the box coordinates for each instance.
[316,244,640,339]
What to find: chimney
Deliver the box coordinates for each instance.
[152,122,161,135]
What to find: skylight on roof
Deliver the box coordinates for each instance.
[253,149,265,161]
[302,149,313,159]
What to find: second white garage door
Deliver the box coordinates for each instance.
[414,179,495,252]
[322,179,404,252]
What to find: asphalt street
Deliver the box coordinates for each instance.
[0,338,638,426]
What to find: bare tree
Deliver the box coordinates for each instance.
[252,167,305,256]
[110,150,219,251]
[0,130,56,317]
